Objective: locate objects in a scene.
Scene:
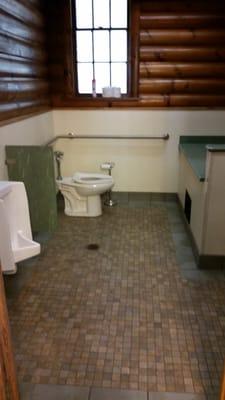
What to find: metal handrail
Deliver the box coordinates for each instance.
[44,132,169,146]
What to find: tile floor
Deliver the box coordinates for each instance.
[4,193,225,400]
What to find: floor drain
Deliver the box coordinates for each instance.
[86,243,99,250]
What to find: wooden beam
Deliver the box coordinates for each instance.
[0,0,44,28]
[139,94,225,107]
[139,13,225,29]
[0,264,20,400]
[140,1,225,13]
[0,344,7,400]
[140,29,225,46]
[220,363,225,400]
[139,46,225,62]
[139,79,225,95]
[139,62,225,79]
[129,0,140,97]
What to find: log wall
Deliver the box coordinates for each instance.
[45,0,75,103]
[47,0,225,108]
[138,0,225,107]
[1,0,225,113]
[0,0,50,124]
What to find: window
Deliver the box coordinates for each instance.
[74,0,128,95]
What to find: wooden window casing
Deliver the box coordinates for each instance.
[72,0,130,96]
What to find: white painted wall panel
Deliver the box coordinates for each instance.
[52,110,225,192]
[0,112,54,180]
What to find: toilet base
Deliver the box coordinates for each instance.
[63,190,102,217]
[57,175,114,218]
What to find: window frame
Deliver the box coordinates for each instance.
[71,0,133,98]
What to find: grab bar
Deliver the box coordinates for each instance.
[44,133,169,146]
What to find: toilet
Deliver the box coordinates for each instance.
[57,172,114,217]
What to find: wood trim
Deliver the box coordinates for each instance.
[139,94,225,107]
[139,13,225,29]
[130,0,140,97]
[0,343,7,400]
[0,264,20,400]
[140,1,225,13]
[220,364,225,400]
[140,29,225,46]
[139,47,225,62]
[64,0,76,97]
[139,62,225,79]
[0,107,51,128]
[139,79,225,95]
[52,95,139,108]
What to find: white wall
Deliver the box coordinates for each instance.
[52,110,225,192]
[2,109,224,192]
[0,112,54,180]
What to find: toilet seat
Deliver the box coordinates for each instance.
[73,172,112,185]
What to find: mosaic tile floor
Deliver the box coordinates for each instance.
[5,197,225,399]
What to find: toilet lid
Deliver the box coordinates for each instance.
[73,172,112,185]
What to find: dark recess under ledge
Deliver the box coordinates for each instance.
[178,198,225,269]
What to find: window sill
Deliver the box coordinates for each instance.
[52,95,140,108]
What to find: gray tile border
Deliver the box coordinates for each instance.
[31,384,90,400]
[148,392,206,400]
[129,192,151,202]
[182,269,225,282]
[90,388,147,400]
[168,215,183,224]
[110,192,178,205]
[166,200,225,283]
[128,201,150,208]
[150,193,166,202]
[170,221,186,233]
[19,383,35,400]
[176,251,195,265]
[111,192,129,204]
[206,395,218,400]
[179,261,198,271]
[176,245,195,257]
[171,232,191,246]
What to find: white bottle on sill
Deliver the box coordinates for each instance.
[92,79,97,97]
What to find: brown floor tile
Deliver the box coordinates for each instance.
[5,205,225,398]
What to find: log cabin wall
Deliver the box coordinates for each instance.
[0,0,50,124]
[138,0,225,107]
[46,0,225,108]
[44,0,75,106]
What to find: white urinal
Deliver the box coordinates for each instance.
[0,181,40,274]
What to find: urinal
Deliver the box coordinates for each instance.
[0,181,40,274]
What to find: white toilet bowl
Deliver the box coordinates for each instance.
[57,172,114,217]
